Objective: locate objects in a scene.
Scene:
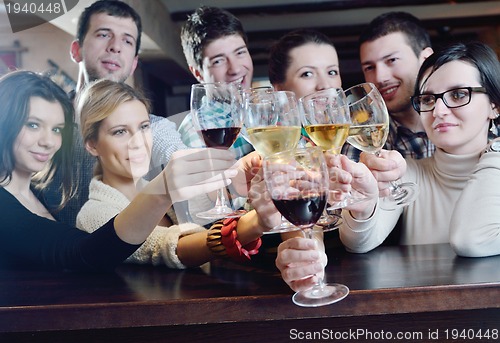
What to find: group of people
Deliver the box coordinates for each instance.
[0,0,499,296]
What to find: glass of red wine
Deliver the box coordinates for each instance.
[191,82,245,219]
[263,147,349,307]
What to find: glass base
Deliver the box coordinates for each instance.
[316,212,342,233]
[263,217,301,234]
[379,182,419,211]
[292,283,349,307]
[195,206,246,220]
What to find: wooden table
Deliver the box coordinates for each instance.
[1,243,499,342]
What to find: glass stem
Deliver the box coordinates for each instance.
[215,188,227,208]
[304,227,326,289]
[374,151,402,197]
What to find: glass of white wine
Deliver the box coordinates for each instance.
[300,88,369,212]
[243,89,302,233]
[344,82,418,209]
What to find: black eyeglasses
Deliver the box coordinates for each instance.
[411,87,487,113]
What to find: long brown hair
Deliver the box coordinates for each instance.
[0,70,75,208]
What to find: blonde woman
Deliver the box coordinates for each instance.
[0,71,233,271]
[77,80,278,268]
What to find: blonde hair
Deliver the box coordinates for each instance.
[76,80,151,176]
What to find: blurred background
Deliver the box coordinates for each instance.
[1,0,500,118]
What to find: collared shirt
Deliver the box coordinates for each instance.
[341,118,435,161]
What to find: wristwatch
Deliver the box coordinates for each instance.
[484,138,500,154]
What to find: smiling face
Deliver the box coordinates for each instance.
[13,97,65,177]
[71,13,139,85]
[275,43,341,99]
[86,100,152,183]
[360,32,430,119]
[418,60,496,155]
[196,34,254,89]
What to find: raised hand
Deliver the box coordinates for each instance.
[247,159,281,232]
[162,148,238,203]
[325,153,378,217]
[359,149,406,198]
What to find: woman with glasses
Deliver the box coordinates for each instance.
[276,41,500,292]
[333,41,500,258]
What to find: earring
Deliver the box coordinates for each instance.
[490,116,499,136]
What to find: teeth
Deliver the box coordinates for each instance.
[382,88,395,95]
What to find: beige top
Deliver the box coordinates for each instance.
[77,177,206,268]
[340,148,500,257]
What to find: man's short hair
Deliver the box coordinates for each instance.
[359,11,431,57]
[76,0,142,56]
[180,6,247,70]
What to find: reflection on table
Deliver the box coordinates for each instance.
[1,243,499,343]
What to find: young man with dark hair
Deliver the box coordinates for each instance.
[343,12,435,161]
[47,0,190,225]
[178,6,254,159]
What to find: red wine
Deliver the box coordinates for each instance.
[201,127,241,148]
[272,194,327,227]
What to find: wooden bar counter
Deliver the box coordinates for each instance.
[1,243,499,342]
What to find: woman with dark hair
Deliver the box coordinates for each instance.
[268,29,342,99]
[0,70,245,271]
[277,41,500,291]
[338,41,500,257]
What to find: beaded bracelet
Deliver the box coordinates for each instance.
[206,217,262,263]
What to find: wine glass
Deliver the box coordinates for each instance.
[263,147,349,307]
[191,82,245,219]
[243,89,302,233]
[300,87,369,211]
[237,85,274,145]
[344,82,418,210]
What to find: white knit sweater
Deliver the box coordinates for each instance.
[76,177,206,268]
[340,148,500,257]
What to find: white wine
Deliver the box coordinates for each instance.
[247,126,301,157]
[304,124,350,154]
[346,124,388,153]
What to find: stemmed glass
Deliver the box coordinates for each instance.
[191,82,245,219]
[243,89,302,233]
[300,87,369,211]
[263,147,349,307]
[344,82,418,210]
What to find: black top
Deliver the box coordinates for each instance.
[0,188,140,271]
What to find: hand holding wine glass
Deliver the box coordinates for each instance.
[300,87,369,211]
[345,82,418,209]
[263,147,349,307]
[191,82,245,219]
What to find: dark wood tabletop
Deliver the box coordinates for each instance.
[1,242,499,343]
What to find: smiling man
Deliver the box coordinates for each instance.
[45,0,189,226]
[343,12,435,161]
[178,6,254,159]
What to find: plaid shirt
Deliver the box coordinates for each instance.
[341,118,435,161]
[178,110,254,160]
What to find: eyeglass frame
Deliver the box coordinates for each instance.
[411,86,487,113]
